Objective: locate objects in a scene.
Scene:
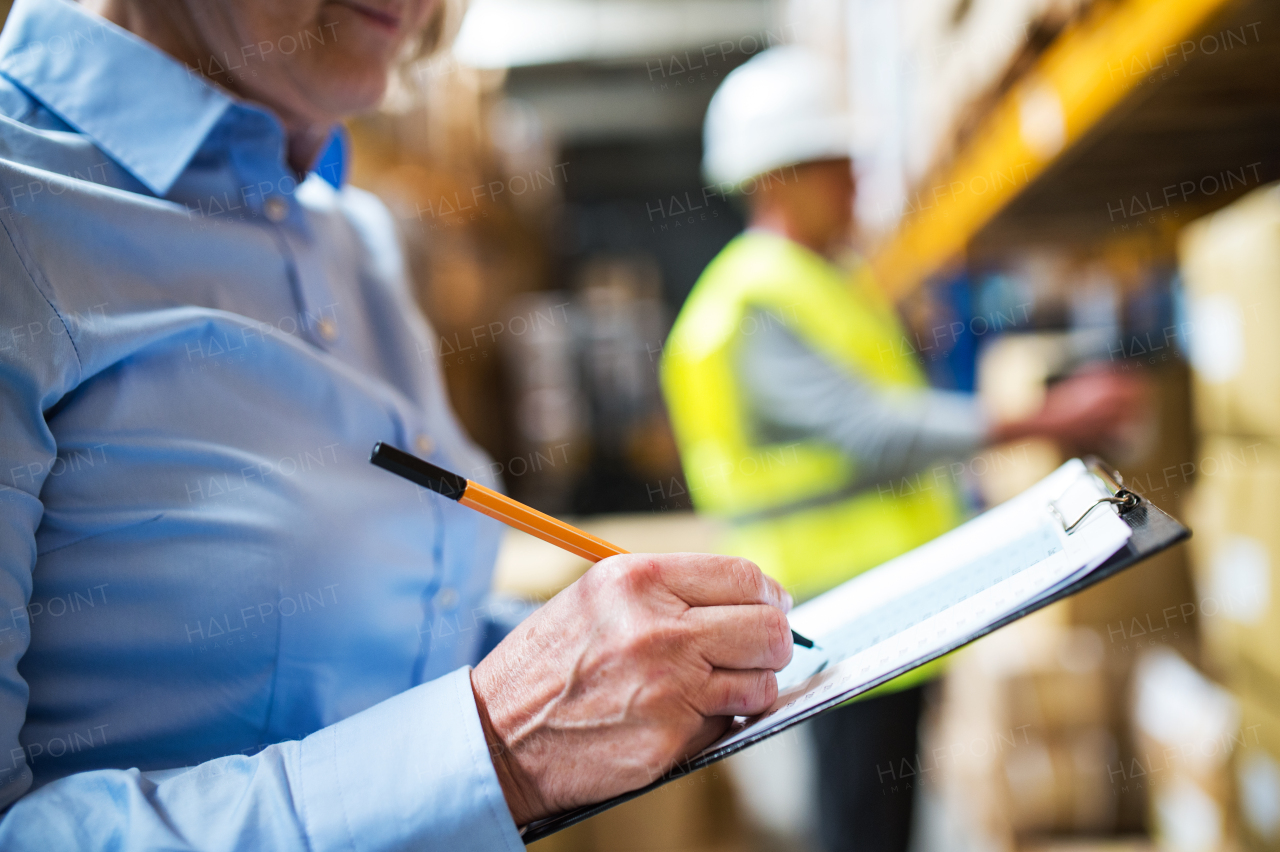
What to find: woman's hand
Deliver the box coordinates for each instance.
[470,552,793,826]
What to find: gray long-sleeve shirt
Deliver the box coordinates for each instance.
[735,308,988,494]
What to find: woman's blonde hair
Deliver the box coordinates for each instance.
[405,0,467,62]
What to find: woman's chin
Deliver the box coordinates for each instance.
[308,67,391,118]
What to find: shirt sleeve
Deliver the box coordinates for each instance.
[0,222,522,852]
[0,668,524,852]
[735,307,989,491]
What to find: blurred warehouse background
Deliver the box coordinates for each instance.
[338,1,1280,852]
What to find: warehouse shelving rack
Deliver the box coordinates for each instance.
[872,0,1280,294]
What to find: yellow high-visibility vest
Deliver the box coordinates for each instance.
[661,230,964,598]
[661,231,964,691]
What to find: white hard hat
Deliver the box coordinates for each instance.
[702,46,851,189]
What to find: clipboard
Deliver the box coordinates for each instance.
[521,457,1190,843]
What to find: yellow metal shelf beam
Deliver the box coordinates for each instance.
[872,0,1238,296]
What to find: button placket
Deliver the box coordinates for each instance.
[272,206,345,350]
[224,106,344,351]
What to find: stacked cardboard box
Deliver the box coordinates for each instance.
[1178,185,1280,443]
[527,766,748,852]
[1232,694,1280,852]
[1183,438,1280,697]
[889,0,1097,189]
[1132,649,1242,852]
[1178,183,1280,852]
[930,610,1120,852]
[1021,841,1155,852]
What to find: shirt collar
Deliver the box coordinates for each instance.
[0,0,234,197]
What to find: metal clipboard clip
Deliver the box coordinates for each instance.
[1049,456,1141,534]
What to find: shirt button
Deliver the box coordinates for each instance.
[415,433,435,456]
[263,196,289,222]
[433,587,459,611]
[316,317,338,341]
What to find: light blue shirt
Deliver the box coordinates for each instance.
[0,0,524,848]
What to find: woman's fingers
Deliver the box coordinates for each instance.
[649,552,791,611]
[682,604,794,671]
[696,668,780,718]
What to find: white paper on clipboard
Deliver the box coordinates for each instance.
[710,458,1132,753]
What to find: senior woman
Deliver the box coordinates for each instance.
[0,0,794,848]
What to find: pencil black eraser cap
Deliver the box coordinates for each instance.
[369,442,467,500]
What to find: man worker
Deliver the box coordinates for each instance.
[661,46,1142,852]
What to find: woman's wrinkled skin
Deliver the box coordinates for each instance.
[84,0,440,171]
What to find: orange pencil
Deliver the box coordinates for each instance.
[371,441,626,562]
[369,442,814,647]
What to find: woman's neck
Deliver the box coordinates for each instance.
[79,0,330,176]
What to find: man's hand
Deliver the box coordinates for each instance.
[992,367,1147,456]
[470,553,793,826]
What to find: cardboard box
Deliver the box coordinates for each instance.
[528,766,748,852]
[1002,728,1119,833]
[932,613,1123,845]
[1234,693,1280,852]
[1185,436,1280,694]
[974,332,1068,507]
[1132,649,1241,852]
[895,0,1094,184]
[1178,183,1280,440]
[1069,360,1195,636]
[1006,669,1111,734]
[1020,838,1156,852]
